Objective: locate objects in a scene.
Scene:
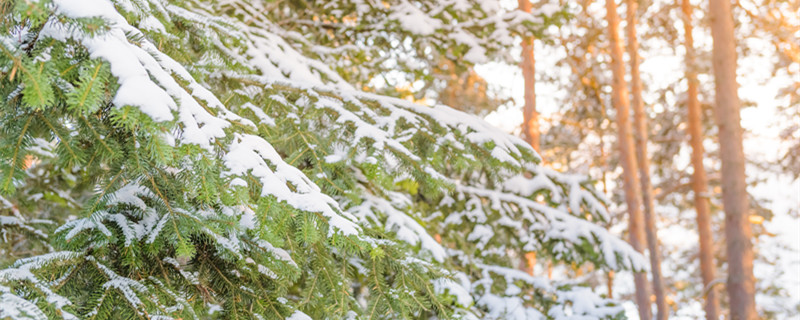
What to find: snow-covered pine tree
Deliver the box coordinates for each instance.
[0,1,644,319]
[239,0,568,100]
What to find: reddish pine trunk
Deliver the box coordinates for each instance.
[518,0,540,153]
[517,0,539,277]
[604,0,652,319]
[708,0,758,318]
[607,270,615,299]
[625,1,669,319]
[680,1,721,319]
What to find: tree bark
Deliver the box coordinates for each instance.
[517,0,540,277]
[607,270,615,299]
[680,1,721,319]
[518,0,540,152]
[604,0,652,319]
[626,1,669,319]
[708,0,758,319]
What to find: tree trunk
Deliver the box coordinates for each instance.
[517,0,540,277]
[708,0,758,319]
[626,1,669,319]
[604,0,652,319]
[518,0,540,153]
[607,270,615,299]
[680,1,721,319]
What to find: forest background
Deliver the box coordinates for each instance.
[397,0,800,318]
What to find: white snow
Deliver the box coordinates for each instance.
[286,310,312,320]
[389,2,442,36]
[350,192,447,262]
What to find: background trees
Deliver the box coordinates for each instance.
[476,0,797,318]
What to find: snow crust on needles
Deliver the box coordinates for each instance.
[227,0,645,286]
[237,13,539,168]
[235,14,643,270]
[44,0,360,236]
[47,0,176,122]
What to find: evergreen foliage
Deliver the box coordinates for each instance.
[0,1,643,319]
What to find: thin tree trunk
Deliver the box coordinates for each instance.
[708,0,758,318]
[518,0,540,152]
[518,0,540,278]
[600,126,615,301]
[607,270,615,299]
[604,0,652,319]
[680,1,721,319]
[626,1,669,319]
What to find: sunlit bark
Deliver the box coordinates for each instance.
[709,0,758,318]
[680,0,721,318]
[625,1,668,318]
[604,0,652,318]
[518,0,540,153]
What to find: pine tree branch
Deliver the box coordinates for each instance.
[2,116,32,192]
